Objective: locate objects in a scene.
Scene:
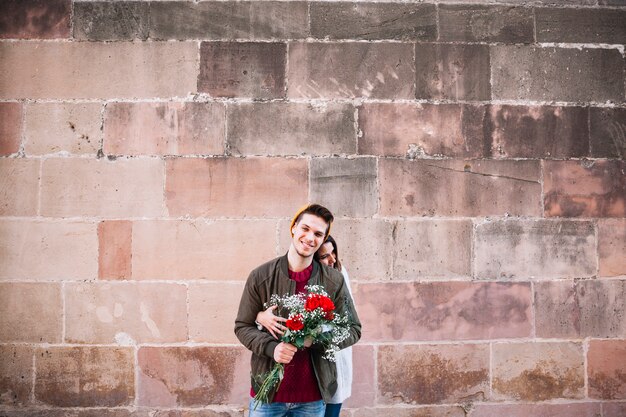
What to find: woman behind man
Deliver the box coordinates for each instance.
[255,235,353,417]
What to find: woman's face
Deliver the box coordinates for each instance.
[317,242,336,268]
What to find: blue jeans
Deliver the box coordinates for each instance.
[324,403,342,417]
[249,399,325,417]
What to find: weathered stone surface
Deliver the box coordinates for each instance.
[492,342,584,401]
[24,102,101,155]
[599,0,626,4]
[0,220,97,280]
[104,102,225,156]
[153,411,243,417]
[199,42,286,99]
[0,345,33,406]
[0,0,70,39]
[394,220,472,279]
[41,157,165,217]
[474,220,596,279]
[35,347,134,407]
[137,346,250,406]
[0,410,151,417]
[65,282,187,344]
[132,220,276,280]
[598,219,626,277]
[470,403,601,417]
[535,279,626,338]
[590,107,626,159]
[188,282,244,343]
[343,345,376,408]
[288,42,415,99]
[588,340,626,399]
[358,103,485,158]
[310,157,377,217]
[352,406,465,417]
[227,103,355,156]
[544,160,626,218]
[603,403,626,417]
[439,5,533,43]
[166,157,306,217]
[379,159,541,217]
[491,46,624,102]
[486,105,589,158]
[378,344,489,404]
[98,220,132,280]
[0,158,39,216]
[416,43,490,100]
[536,8,626,44]
[355,282,531,342]
[0,102,22,155]
[0,283,61,342]
[73,1,149,41]
[150,1,308,40]
[310,3,436,40]
[0,42,198,99]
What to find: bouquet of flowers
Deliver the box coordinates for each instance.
[253,284,351,408]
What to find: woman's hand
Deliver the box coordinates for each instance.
[256,305,287,339]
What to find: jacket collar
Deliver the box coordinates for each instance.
[279,252,320,284]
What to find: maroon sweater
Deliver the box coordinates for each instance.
[252,263,322,403]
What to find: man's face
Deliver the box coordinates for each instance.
[291,213,328,258]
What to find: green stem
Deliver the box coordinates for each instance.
[253,363,284,410]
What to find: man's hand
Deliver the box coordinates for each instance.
[256,305,287,339]
[273,342,297,364]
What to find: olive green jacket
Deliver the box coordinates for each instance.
[234,254,362,403]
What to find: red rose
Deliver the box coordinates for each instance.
[305,295,321,312]
[324,311,335,321]
[286,314,304,331]
[319,296,335,312]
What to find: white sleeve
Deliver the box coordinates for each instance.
[341,265,353,297]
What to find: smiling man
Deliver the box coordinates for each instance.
[234,204,361,417]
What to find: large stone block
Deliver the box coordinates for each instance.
[590,107,626,159]
[0,220,97,280]
[355,282,531,342]
[166,157,307,217]
[0,0,70,39]
[544,160,626,218]
[598,219,626,277]
[588,340,626,399]
[0,42,198,99]
[470,403,601,417]
[491,46,624,102]
[0,345,33,406]
[474,219,596,279]
[73,2,149,41]
[98,220,132,280]
[152,411,242,417]
[310,3,436,40]
[439,5,533,43]
[137,346,250,406]
[379,159,541,217]
[358,103,485,158]
[378,344,489,404]
[492,342,584,401]
[536,8,626,44]
[603,403,626,417]
[288,42,415,99]
[149,1,308,40]
[65,282,187,344]
[0,410,152,417]
[131,220,276,280]
[394,220,472,279]
[0,158,39,216]
[41,157,165,217]
[352,406,465,417]
[343,345,375,408]
[104,102,225,156]
[416,43,490,100]
[535,279,626,338]
[227,102,355,156]
[0,102,22,155]
[24,102,101,155]
[188,282,244,343]
[35,347,134,407]
[310,157,377,217]
[0,283,61,343]
[199,42,286,99]
[486,105,589,158]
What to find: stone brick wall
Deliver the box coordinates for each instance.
[0,0,625,416]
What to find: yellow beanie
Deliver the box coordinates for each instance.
[289,204,332,240]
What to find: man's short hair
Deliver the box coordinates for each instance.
[290,203,334,239]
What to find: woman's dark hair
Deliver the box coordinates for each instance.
[315,235,341,271]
